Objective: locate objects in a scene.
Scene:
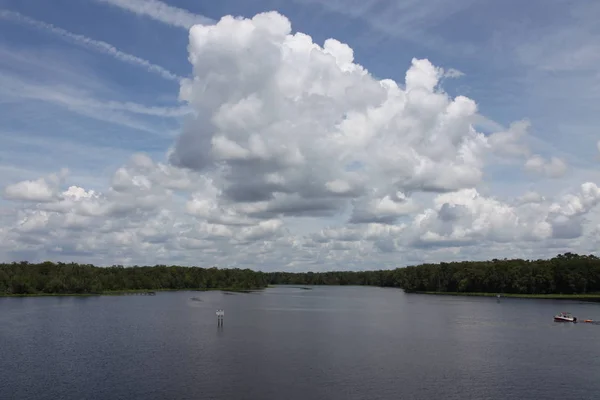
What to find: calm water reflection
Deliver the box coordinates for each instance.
[1,286,599,400]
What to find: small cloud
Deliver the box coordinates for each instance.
[524,155,567,178]
[488,120,531,157]
[2,168,68,202]
[3,178,58,202]
[444,68,464,78]
[516,191,544,205]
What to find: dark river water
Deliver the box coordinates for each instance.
[1,286,600,400]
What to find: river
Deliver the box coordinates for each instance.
[1,286,599,399]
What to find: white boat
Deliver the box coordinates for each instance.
[554,312,577,322]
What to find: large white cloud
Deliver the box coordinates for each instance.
[1,11,599,269]
[169,12,497,220]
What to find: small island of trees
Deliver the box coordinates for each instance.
[1,252,599,299]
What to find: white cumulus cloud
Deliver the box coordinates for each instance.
[170,12,495,222]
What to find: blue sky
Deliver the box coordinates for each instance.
[0,0,599,267]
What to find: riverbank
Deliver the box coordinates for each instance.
[0,287,267,297]
[411,291,600,302]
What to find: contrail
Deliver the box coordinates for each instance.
[0,9,183,82]
[94,0,214,29]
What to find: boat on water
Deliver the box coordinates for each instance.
[554,312,577,322]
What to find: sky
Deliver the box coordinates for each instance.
[1,0,599,270]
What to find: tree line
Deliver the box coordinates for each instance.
[1,252,599,295]
[268,253,600,295]
[0,263,269,295]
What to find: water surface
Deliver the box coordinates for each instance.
[1,286,599,399]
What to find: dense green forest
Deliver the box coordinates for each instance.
[1,252,599,296]
[0,262,269,295]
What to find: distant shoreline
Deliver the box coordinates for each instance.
[3,253,600,297]
[5,287,600,301]
[0,287,267,298]
[410,291,600,302]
